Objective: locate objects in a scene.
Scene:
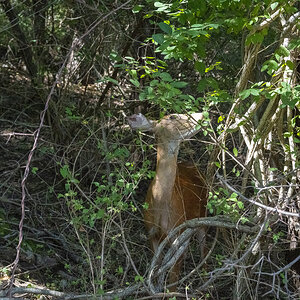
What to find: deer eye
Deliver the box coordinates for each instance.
[169,115,178,120]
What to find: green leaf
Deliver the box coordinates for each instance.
[294,137,300,143]
[197,79,207,92]
[96,288,105,295]
[286,60,294,70]
[109,51,121,62]
[263,58,279,74]
[278,45,290,57]
[195,61,206,74]
[158,22,172,34]
[130,79,140,87]
[171,81,188,88]
[214,162,221,168]
[96,209,105,219]
[269,60,279,70]
[230,192,238,199]
[289,38,300,50]
[274,53,281,61]
[150,79,159,86]
[154,1,164,7]
[31,167,38,175]
[134,275,144,282]
[207,78,219,89]
[282,96,299,109]
[105,77,118,85]
[191,23,219,30]
[130,69,137,79]
[70,178,79,184]
[60,165,70,179]
[233,148,238,157]
[132,5,143,13]
[249,88,260,96]
[203,111,209,119]
[152,34,165,44]
[139,92,146,100]
[144,13,153,19]
[154,2,171,12]
[246,32,265,45]
[240,89,251,100]
[159,72,172,82]
[261,64,268,72]
[281,81,291,90]
[237,201,244,209]
[270,2,278,10]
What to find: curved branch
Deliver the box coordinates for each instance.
[175,227,219,288]
[218,174,300,218]
[147,215,260,292]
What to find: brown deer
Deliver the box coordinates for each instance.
[128,113,208,292]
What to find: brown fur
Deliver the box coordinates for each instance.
[145,163,207,291]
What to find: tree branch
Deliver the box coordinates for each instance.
[217,174,300,218]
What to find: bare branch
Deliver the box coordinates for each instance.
[217,174,300,218]
[147,215,260,292]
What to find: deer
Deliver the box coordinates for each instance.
[128,112,208,292]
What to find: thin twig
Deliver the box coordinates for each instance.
[217,174,300,218]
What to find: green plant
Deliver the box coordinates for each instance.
[139,71,200,112]
[58,142,154,229]
[207,189,246,222]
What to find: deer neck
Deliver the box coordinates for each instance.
[151,139,180,205]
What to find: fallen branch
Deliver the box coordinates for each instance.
[0,283,144,300]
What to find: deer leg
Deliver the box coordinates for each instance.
[167,228,207,292]
[151,237,160,253]
[196,227,207,265]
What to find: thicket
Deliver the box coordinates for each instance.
[0,0,299,299]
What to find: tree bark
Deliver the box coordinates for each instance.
[1,0,38,80]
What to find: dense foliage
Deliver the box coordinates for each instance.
[0,0,299,299]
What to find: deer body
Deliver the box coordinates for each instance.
[145,163,207,252]
[128,113,207,291]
